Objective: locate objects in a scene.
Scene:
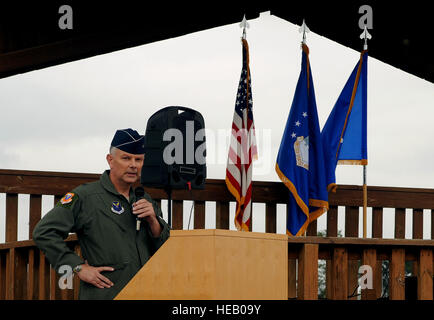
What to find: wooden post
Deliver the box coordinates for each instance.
[29,194,42,239]
[327,205,338,237]
[412,209,424,240]
[4,248,27,299]
[0,252,5,300]
[288,259,297,299]
[54,195,63,206]
[297,244,318,300]
[28,248,40,300]
[372,207,383,238]
[5,248,15,300]
[306,220,317,236]
[216,201,229,230]
[6,194,19,242]
[371,207,383,298]
[331,248,348,300]
[172,200,183,230]
[265,203,277,234]
[345,206,359,299]
[431,209,434,240]
[412,209,424,277]
[50,267,57,300]
[326,205,338,299]
[27,249,35,299]
[389,248,405,300]
[249,204,253,232]
[361,249,377,299]
[394,208,406,239]
[193,201,205,229]
[417,249,433,300]
[38,252,50,300]
[73,244,82,300]
[15,249,28,300]
[345,206,359,238]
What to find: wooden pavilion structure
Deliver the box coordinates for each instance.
[0,2,433,300]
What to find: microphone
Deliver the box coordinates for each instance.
[134,186,145,231]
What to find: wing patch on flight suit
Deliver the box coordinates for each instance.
[111,201,125,214]
[56,192,78,209]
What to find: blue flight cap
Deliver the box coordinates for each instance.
[111,128,145,154]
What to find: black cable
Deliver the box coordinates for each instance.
[347,284,361,299]
[187,200,195,230]
[186,183,195,230]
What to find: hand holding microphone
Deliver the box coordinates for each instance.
[133,187,156,231]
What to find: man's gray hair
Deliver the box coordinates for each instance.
[109,146,117,155]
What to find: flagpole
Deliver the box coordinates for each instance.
[363,165,367,238]
[360,26,371,238]
[240,14,248,40]
[300,19,309,238]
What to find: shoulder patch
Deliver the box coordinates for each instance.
[56,192,78,209]
[61,192,75,204]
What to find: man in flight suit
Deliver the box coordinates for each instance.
[33,128,170,299]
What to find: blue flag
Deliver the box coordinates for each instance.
[275,44,329,236]
[321,51,368,192]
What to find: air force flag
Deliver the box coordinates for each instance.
[321,51,368,192]
[275,44,329,236]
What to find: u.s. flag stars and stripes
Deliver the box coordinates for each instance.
[225,38,258,231]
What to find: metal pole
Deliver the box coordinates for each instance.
[363,165,367,238]
[360,26,370,238]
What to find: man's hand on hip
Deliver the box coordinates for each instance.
[76,261,114,289]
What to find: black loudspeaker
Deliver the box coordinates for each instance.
[140,106,206,189]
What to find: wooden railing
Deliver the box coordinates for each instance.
[0,169,433,300]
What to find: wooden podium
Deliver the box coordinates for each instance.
[115,229,288,300]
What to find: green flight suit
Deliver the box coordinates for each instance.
[32,170,170,300]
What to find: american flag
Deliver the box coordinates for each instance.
[225,38,258,231]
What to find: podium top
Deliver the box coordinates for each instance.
[171,229,288,241]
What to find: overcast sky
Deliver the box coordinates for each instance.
[1,12,433,240]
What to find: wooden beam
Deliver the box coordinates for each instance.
[417,249,433,300]
[412,209,424,239]
[345,206,359,300]
[0,252,5,299]
[306,220,317,236]
[193,201,205,229]
[288,259,297,299]
[1,169,434,208]
[372,207,383,238]
[29,195,42,239]
[6,194,18,242]
[361,249,377,300]
[345,206,359,238]
[14,249,27,299]
[389,248,406,300]
[297,244,318,300]
[326,206,338,237]
[265,203,277,234]
[395,208,406,239]
[216,202,229,230]
[5,248,14,300]
[172,200,183,230]
[330,248,348,300]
